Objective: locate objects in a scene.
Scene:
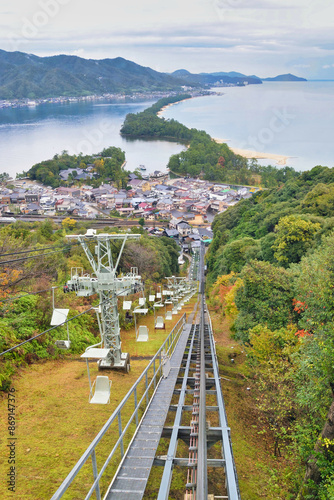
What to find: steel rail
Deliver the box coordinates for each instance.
[51,314,186,500]
[197,305,208,497]
[157,320,198,500]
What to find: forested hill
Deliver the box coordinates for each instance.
[0,49,306,100]
[26,147,127,188]
[0,50,189,99]
[207,165,334,498]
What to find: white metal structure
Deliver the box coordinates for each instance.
[65,230,142,370]
[137,325,149,342]
[89,376,112,405]
[165,311,173,321]
[155,316,165,329]
[133,297,149,342]
[51,286,71,349]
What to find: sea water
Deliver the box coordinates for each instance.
[162,81,334,172]
[0,99,186,178]
[0,81,333,177]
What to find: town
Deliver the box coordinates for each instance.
[0,170,258,250]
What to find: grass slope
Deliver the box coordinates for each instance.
[0,301,195,500]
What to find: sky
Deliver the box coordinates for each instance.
[1,0,334,79]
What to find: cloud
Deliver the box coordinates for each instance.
[293,64,311,69]
[0,0,333,78]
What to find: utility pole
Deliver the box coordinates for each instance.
[65,229,142,371]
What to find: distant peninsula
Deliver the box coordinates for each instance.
[0,49,307,101]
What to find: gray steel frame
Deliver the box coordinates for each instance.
[157,244,240,499]
[51,314,186,500]
[157,322,198,499]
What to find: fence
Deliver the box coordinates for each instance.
[51,313,187,500]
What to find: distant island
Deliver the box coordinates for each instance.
[262,73,307,82]
[0,49,307,101]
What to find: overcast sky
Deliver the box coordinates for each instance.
[1,0,334,78]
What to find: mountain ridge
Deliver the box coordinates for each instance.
[0,49,307,100]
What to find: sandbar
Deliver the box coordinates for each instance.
[213,138,292,166]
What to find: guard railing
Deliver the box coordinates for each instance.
[51,313,186,500]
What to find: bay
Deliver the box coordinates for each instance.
[1,81,333,179]
[162,81,334,172]
[0,99,186,178]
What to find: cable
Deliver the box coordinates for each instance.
[0,306,95,357]
[0,244,69,258]
[0,248,72,266]
[0,285,139,357]
[0,286,59,304]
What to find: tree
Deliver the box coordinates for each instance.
[0,268,23,302]
[300,182,334,217]
[38,219,54,240]
[138,217,145,227]
[247,324,300,456]
[211,237,260,277]
[272,215,321,265]
[234,260,295,342]
[61,218,76,231]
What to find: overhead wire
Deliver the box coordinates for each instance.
[0,244,71,258]
[0,242,80,266]
[0,305,95,357]
[0,248,71,265]
[0,286,136,357]
[0,286,59,305]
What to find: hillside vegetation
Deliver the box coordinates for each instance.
[0,221,180,390]
[0,51,187,99]
[207,165,334,498]
[26,147,127,188]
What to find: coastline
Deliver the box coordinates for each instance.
[213,138,291,166]
[156,97,193,117]
[157,101,292,167]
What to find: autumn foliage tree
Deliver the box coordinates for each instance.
[272,215,321,265]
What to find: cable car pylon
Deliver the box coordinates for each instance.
[65,229,142,371]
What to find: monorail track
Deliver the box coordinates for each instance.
[51,244,240,499]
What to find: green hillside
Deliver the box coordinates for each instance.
[207,165,334,498]
[0,51,188,99]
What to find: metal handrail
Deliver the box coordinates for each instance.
[51,313,186,500]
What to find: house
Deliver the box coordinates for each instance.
[26,203,43,215]
[118,207,134,216]
[59,168,91,182]
[197,227,214,240]
[144,212,156,221]
[55,199,73,212]
[67,207,80,216]
[163,228,179,239]
[153,184,172,195]
[177,221,192,236]
[25,193,39,203]
[156,198,173,211]
[10,191,26,204]
[56,187,81,197]
[0,204,10,215]
[0,195,11,205]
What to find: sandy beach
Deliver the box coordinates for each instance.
[213,138,291,166]
[157,101,292,166]
[156,97,193,117]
